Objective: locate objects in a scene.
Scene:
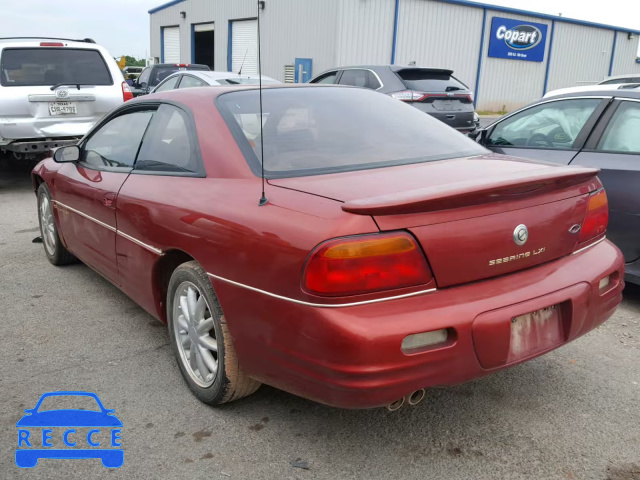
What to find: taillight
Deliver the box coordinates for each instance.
[302,232,432,296]
[389,90,424,102]
[578,189,608,244]
[389,91,473,103]
[122,81,133,102]
[40,42,64,47]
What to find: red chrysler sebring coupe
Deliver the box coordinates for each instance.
[32,85,624,409]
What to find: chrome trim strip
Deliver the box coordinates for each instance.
[206,272,436,308]
[53,200,116,232]
[53,200,163,255]
[572,236,606,255]
[116,230,164,256]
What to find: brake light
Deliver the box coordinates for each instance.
[175,64,190,67]
[389,91,473,103]
[40,42,64,47]
[121,81,133,102]
[578,189,608,243]
[302,232,432,296]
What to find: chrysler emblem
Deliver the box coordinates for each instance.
[55,89,69,99]
[513,224,528,246]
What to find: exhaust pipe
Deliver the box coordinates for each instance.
[406,389,426,406]
[386,397,405,411]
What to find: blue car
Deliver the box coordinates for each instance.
[16,391,123,468]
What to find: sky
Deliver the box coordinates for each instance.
[0,0,638,60]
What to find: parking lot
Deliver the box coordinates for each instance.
[1,162,639,480]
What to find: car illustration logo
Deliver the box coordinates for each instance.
[15,391,123,468]
[55,89,69,99]
[513,224,529,246]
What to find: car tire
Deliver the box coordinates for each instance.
[167,261,260,405]
[37,183,76,266]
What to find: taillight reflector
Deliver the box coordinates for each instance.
[40,42,64,47]
[303,233,432,296]
[578,189,608,244]
[122,81,133,102]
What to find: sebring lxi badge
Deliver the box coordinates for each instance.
[513,224,529,246]
[488,224,546,266]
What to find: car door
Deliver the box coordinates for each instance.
[54,107,154,284]
[570,99,640,264]
[482,97,609,165]
[115,103,204,316]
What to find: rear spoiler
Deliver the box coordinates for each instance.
[390,66,453,75]
[342,166,600,216]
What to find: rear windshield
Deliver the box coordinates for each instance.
[0,48,112,87]
[216,86,486,178]
[396,69,468,92]
[152,65,208,86]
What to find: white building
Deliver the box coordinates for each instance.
[149,0,640,111]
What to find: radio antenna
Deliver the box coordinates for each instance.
[257,0,268,206]
[238,48,248,74]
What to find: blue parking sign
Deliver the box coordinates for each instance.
[488,17,548,62]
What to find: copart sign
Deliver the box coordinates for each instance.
[488,16,548,62]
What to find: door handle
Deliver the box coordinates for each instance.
[103,192,117,207]
[446,115,456,119]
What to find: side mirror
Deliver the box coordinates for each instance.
[140,81,148,92]
[54,145,80,163]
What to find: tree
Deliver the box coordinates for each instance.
[114,56,146,67]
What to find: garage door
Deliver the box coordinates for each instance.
[162,26,180,63]
[231,19,257,75]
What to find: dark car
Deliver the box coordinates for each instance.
[31,85,623,409]
[472,85,640,284]
[131,63,210,97]
[309,65,479,133]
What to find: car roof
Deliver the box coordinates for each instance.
[321,65,453,74]
[0,37,102,49]
[157,70,278,84]
[543,84,640,100]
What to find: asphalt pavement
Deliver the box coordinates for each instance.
[0,162,639,480]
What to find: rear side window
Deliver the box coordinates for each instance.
[0,48,112,87]
[339,69,381,89]
[311,71,338,84]
[178,75,207,89]
[216,87,486,178]
[396,69,467,92]
[597,101,640,154]
[155,75,180,92]
[135,104,200,174]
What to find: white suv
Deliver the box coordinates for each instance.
[0,37,132,159]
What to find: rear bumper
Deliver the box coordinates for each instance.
[1,137,80,153]
[213,239,624,409]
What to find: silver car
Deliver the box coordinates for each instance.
[0,37,131,159]
[151,70,279,93]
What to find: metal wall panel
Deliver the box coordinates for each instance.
[150,0,339,81]
[612,32,640,76]
[162,26,180,63]
[335,0,395,66]
[395,0,483,89]
[231,19,258,75]
[476,10,552,112]
[546,23,613,91]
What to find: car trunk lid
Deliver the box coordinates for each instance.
[270,155,600,287]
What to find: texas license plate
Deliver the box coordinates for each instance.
[507,305,563,362]
[48,102,77,115]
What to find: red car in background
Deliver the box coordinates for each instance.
[32,85,624,409]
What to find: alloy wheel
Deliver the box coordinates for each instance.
[172,281,219,388]
[40,195,56,256]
